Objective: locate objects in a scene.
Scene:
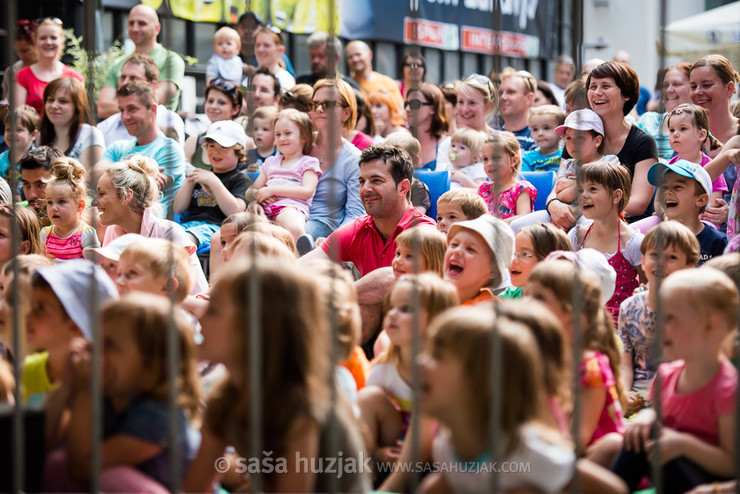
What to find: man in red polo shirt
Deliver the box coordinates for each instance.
[301,143,435,276]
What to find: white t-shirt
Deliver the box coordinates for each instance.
[366,361,412,412]
[432,424,575,494]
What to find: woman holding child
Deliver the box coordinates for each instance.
[552,61,658,223]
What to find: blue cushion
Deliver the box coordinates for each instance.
[413,170,451,219]
[520,171,556,211]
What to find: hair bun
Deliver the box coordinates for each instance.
[126,155,159,178]
[50,157,86,182]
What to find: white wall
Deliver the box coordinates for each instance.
[583,0,704,92]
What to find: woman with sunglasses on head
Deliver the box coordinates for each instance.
[2,20,38,103]
[405,83,450,171]
[253,26,295,91]
[455,74,498,136]
[369,89,408,142]
[184,79,248,170]
[14,18,83,116]
[397,53,426,100]
[302,78,364,243]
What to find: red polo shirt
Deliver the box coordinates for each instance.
[321,206,436,276]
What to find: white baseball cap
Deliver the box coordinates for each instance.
[199,120,248,148]
[647,159,713,198]
[545,248,617,304]
[83,233,144,263]
[556,109,605,136]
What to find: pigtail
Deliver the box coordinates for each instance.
[706,131,723,152]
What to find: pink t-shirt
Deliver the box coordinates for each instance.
[261,154,323,216]
[478,180,537,220]
[15,65,84,116]
[650,357,737,445]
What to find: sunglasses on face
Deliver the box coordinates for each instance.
[309,100,342,111]
[405,62,422,69]
[404,99,432,110]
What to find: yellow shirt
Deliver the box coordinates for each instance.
[22,352,53,406]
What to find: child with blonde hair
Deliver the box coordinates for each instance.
[116,237,194,303]
[569,160,645,321]
[206,26,242,84]
[447,127,487,189]
[613,268,738,493]
[419,306,625,493]
[522,105,564,172]
[246,108,322,241]
[435,188,487,235]
[185,260,370,492]
[246,106,279,171]
[44,294,201,491]
[618,221,700,415]
[40,157,99,260]
[477,132,536,222]
[359,273,458,469]
[525,260,626,451]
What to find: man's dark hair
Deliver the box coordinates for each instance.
[19,146,63,172]
[359,144,413,187]
[250,67,281,98]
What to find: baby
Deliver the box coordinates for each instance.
[206,27,243,84]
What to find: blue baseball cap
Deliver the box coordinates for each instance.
[647,159,712,197]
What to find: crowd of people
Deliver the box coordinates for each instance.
[0,4,739,493]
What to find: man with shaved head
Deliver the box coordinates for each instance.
[345,40,403,111]
[97,4,184,119]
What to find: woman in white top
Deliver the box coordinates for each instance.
[38,77,104,170]
[253,27,295,90]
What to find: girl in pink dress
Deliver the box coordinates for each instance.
[478,131,536,223]
[568,161,645,322]
[246,108,322,242]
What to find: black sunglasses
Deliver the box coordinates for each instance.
[309,100,342,111]
[404,62,423,69]
[404,99,432,110]
[209,79,239,93]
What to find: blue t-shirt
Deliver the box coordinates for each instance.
[696,223,728,266]
[103,133,185,217]
[104,397,199,490]
[521,147,562,172]
[0,150,10,178]
[506,126,536,152]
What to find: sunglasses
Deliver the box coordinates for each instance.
[309,100,343,111]
[36,17,63,26]
[516,70,536,93]
[464,73,496,99]
[404,62,422,69]
[404,99,432,110]
[209,78,239,93]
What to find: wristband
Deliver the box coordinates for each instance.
[545,197,561,212]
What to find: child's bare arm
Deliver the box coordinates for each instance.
[704,135,740,182]
[503,187,534,225]
[173,175,196,215]
[450,170,477,189]
[557,180,577,204]
[623,407,656,453]
[244,170,268,202]
[579,387,607,453]
[655,413,735,477]
[256,170,319,203]
[183,426,228,493]
[190,169,247,216]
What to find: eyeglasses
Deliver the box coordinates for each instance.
[404,62,422,69]
[404,99,432,110]
[309,100,342,111]
[36,17,63,26]
[513,250,536,261]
